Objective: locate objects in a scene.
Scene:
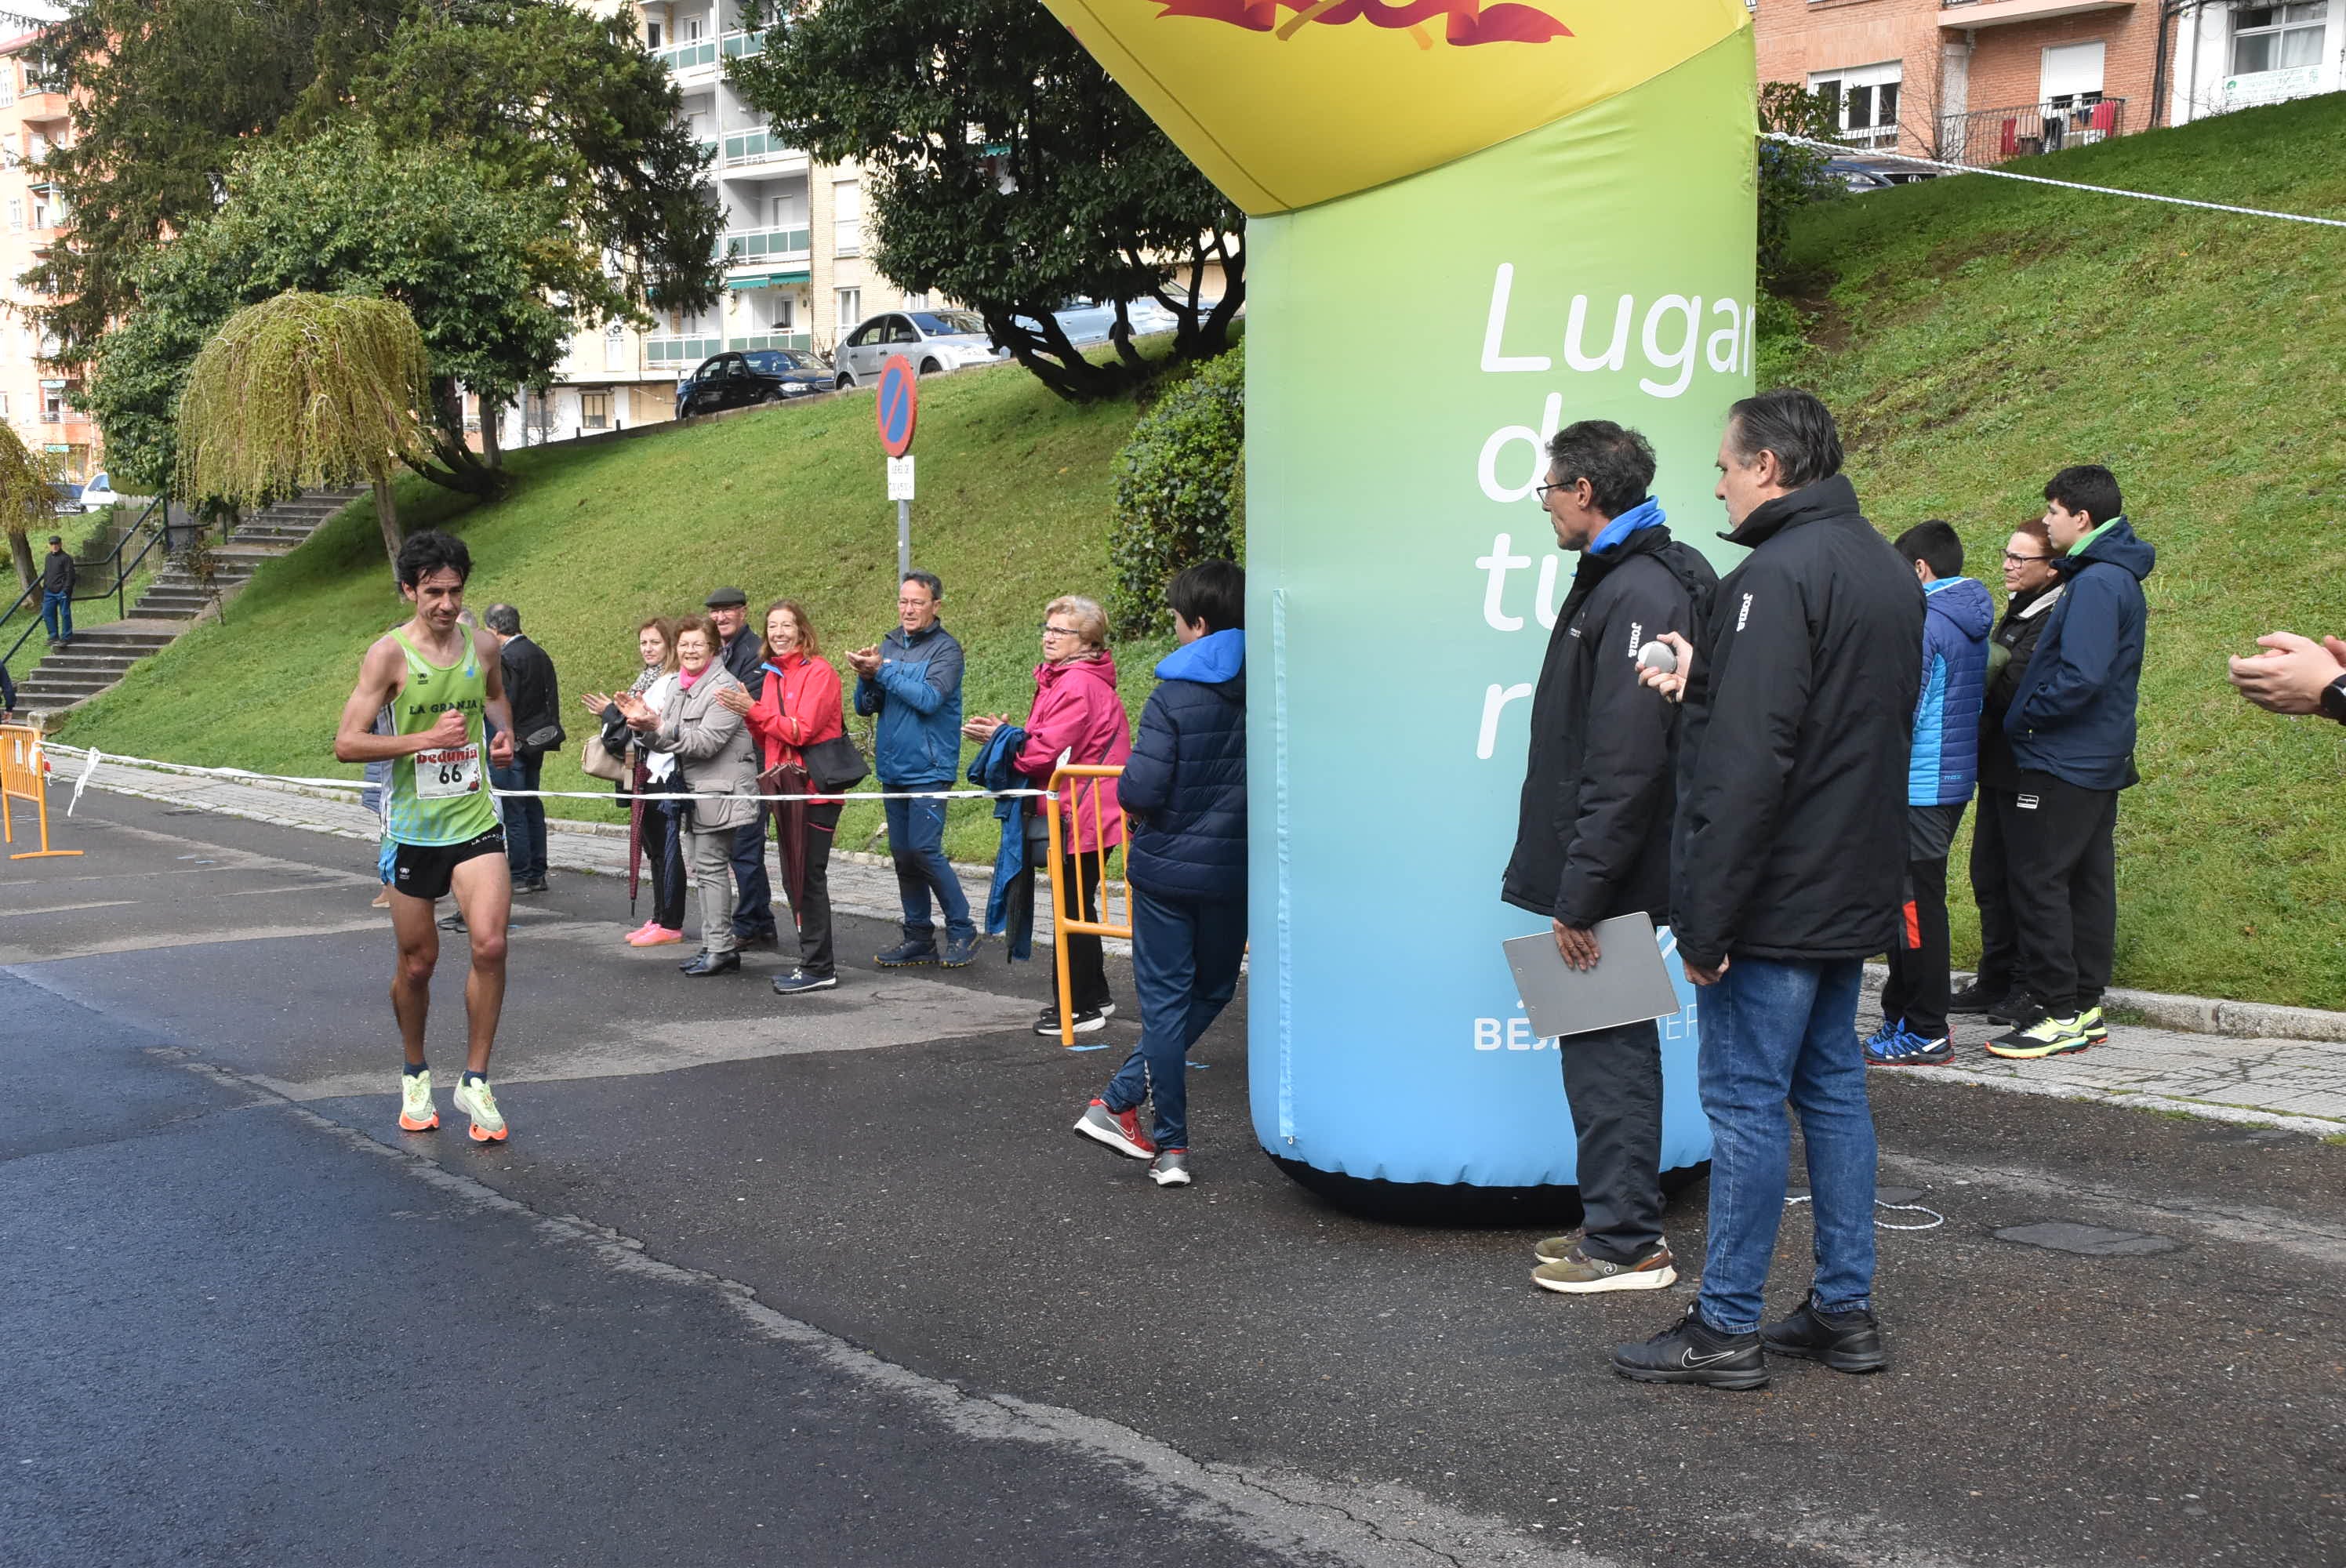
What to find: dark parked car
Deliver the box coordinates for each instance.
[675,349,831,418]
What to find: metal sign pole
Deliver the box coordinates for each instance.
[897,496,911,581]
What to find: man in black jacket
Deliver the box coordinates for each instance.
[41,534,75,648]
[1502,420,1716,1297]
[485,604,561,895]
[1613,389,1922,1392]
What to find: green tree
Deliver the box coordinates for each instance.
[27,0,719,371]
[1758,82,1847,292]
[1107,344,1244,638]
[173,292,431,573]
[0,422,62,592]
[731,0,1244,402]
[83,125,593,499]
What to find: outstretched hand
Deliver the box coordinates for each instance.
[2227,631,2346,716]
[1636,630,1695,704]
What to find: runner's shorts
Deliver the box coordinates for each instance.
[390,828,507,902]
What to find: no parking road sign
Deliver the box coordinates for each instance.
[876,354,919,576]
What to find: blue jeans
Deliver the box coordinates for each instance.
[1102,888,1245,1152]
[884,792,972,946]
[489,753,547,880]
[41,590,72,642]
[730,812,775,938]
[1695,955,1876,1335]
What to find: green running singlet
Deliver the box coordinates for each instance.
[385,628,499,848]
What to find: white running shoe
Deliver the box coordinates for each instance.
[398,1069,438,1132]
[452,1076,508,1143]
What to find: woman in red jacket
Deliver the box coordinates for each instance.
[967,595,1134,1034]
[721,600,848,996]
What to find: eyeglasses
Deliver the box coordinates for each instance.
[2002,550,2053,565]
[1533,481,1567,504]
[1038,623,1081,637]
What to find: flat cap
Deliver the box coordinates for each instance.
[704,586,748,608]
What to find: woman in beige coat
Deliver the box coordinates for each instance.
[616,615,759,976]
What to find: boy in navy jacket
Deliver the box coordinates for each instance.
[1071,561,1245,1188]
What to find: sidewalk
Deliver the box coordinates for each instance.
[58,757,2346,1138]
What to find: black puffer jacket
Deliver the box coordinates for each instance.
[1502,522,1716,926]
[1671,474,1923,971]
[1118,630,1246,903]
[1976,581,2061,790]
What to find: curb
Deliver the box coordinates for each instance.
[1860,963,2346,1047]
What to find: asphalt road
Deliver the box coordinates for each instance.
[3,790,2342,1568]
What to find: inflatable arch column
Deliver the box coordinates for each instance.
[1044,0,1758,1219]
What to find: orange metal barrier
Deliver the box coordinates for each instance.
[1043,763,1130,1047]
[0,722,82,860]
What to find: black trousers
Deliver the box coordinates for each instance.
[2002,775,2118,1016]
[1968,785,2020,999]
[1559,1017,1664,1264]
[1883,803,1966,1040]
[1026,843,1112,1013]
[729,811,775,939]
[791,802,843,978]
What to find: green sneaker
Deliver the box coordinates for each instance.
[2078,1005,2110,1045]
[452,1076,509,1143]
[1532,1229,1585,1265]
[398,1068,437,1132]
[1533,1241,1678,1295]
[1985,1011,2090,1059]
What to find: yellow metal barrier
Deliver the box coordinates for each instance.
[1043,763,1129,1047]
[0,722,82,860]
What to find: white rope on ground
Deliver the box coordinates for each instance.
[1763,131,2346,230]
[1783,1192,1947,1232]
[45,741,1047,816]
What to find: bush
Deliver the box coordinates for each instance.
[1108,342,1244,638]
[1757,82,1844,290]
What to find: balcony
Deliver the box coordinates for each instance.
[1937,97,2127,166]
[721,127,804,168]
[733,332,814,353]
[1937,0,2132,26]
[645,334,724,367]
[720,225,812,263]
[652,29,763,74]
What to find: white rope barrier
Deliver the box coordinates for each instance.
[1763,132,2346,230]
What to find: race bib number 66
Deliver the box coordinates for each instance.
[416,743,481,799]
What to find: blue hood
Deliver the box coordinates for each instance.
[1926,575,1993,641]
[1157,629,1244,684]
[1588,496,1665,557]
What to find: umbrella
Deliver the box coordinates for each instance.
[626,759,647,921]
[764,761,812,924]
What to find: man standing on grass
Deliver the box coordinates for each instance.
[1501,419,1714,1296]
[1618,389,1920,1391]
[334,530,516,1145]
[705,586,779,949]
[1986,466,2154,1062]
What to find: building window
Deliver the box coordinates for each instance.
[1809,62,1902,149]
[833,176,862,256]
[2233,2,2329,73]
[31,200,48,230]
[773,296,795,329]
[836,286,862,333]
[5,200,18,232]
[902,291,931,310]
[0,393,9,419]
[580,390,612,430]
[646,20,664,47]
[2039,40,2107,110]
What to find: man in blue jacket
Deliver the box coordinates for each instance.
[1988,465,2155,1060]
[1867,521,1991,1067]
[848,571,976,967]
[1072,560,1245,1189]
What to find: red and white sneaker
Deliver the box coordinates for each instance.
[1073,1098,1155,1160]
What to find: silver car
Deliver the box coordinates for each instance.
[831,309,1007,387]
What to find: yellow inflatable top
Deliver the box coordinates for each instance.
[1041,0,1752,214]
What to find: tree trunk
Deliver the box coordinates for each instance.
[478,385,504,471]
[7,528,34,592]
[372,476,401,579]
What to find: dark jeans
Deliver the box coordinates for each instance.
[2003,774,2118,1016]
[644,794,687,931]
[41,590,72,643]
[1882,802,1966,1040]
[1102,887,1245,1152]
[1697,956,1876,1336]
[1046,846,1113,1013]
[790,802,843,977]
[1559,1017,1664,1265]
[1968,785,2020,998]
[490,753,548,881]
[883,792,973,946]
[730,811,775,939]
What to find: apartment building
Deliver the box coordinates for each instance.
[0,31,98,485]
[1755,0,2344,166]
[494,0,906,446]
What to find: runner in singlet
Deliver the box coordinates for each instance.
[333,530,518,1142]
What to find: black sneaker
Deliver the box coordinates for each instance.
[772,969,837,995]
[512,876,550,895]
[1760,1301,1889,1374]
[1611,1304,1768,1391]
[1033,1004,1108,1037]
[1947,981,2003,1014]
[1985,993,2032,1025]
[940,935,978,968]
[873,939,939,967]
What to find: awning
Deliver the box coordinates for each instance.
[1940,0,2132,30]
[730,270,811,289]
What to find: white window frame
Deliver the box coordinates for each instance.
[832,177,862,256]
[835,286,861,333]
[2231,2,2330,74]
[1808,60,1904,149]
[579,390,612,431]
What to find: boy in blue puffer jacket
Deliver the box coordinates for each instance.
[1070,560,1245,1188]
[1867,521,1992,1066]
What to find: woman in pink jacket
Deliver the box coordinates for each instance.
[966,595,1133,1034]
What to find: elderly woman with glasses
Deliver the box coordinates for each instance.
[1951,518,2067,1021]
[965,596,1133,1036]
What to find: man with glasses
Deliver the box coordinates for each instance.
[1950,519,2065,1024]
[848,571,977,967]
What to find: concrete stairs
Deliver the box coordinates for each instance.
[9,487,366,716]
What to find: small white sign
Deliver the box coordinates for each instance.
[886,456,916,501]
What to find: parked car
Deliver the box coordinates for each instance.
[47,481,81,511]
[831,310,1008,388]
[674,349,830,419]
[77,471,122,511]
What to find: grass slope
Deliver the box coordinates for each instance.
[1769,92,2346,1009]
[59,363,1168,864]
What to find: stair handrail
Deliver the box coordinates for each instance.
[1,495,169,677]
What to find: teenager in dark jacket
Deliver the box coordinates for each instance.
[1615,390,1921,1392]
[1501,420,1715,1296]
[1987,466,2155,1061]
[1865,521,1991,1066]
[1952,521,2064,1021]
[1071,561,1244,1190]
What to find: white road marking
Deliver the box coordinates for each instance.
[0,900,136,920]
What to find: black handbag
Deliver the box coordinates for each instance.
[803,734,869,793]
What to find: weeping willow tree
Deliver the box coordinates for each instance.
[0,419,61,592]
[173,292,430,572]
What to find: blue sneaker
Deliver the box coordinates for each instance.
[1866,1025,1956,1068]
[1859,1018,1902,1058]
[873,938,939,967]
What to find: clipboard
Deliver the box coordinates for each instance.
[1502,911,1681,1040]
